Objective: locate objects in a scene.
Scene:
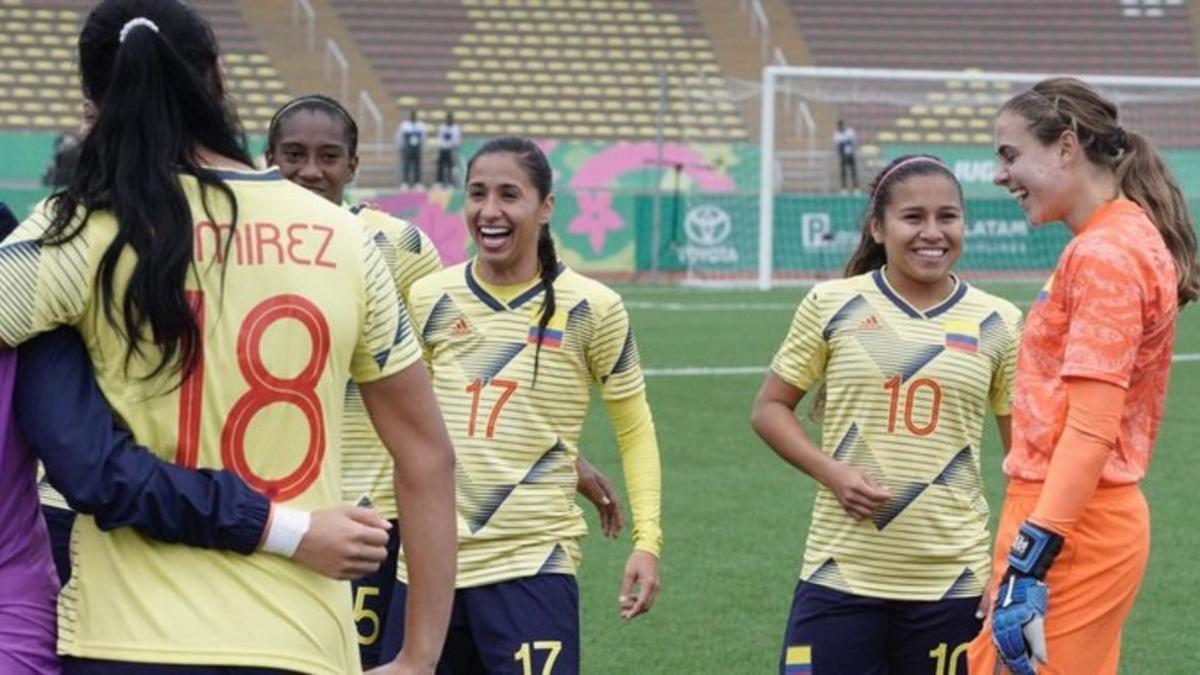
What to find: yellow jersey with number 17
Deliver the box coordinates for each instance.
[770,269,1021,602]
[400,261,645,589]
[0,167,419,675]
[340,204,442,519]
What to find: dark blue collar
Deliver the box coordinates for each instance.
[872,267,967,319]
[465,260,565,312]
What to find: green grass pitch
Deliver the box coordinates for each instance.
[571,281,1199,674]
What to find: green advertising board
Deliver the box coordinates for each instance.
[635,193,1080,275]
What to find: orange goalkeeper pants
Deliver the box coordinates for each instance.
[967,479,1149,675]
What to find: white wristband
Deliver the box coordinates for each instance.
[261,507,312,558]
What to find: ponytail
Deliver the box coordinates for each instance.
[532,223,558,387]
[1003,77,1199,306]
[1116,131,1200,305]
[45,0,251,380]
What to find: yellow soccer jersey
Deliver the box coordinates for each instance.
[771,268,1021,601]
[400,260,645,588]
[340,204,442,519]
[0,167,419,674]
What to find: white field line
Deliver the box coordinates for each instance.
[627,300,1035,311]
[626,301,795,311]
[644,353,1200,377]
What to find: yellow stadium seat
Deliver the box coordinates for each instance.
[949,133,970,143]
[911,105,930,115]
[901,131,921,142]
[878,131,898,142]
[944,118,963,129]
[925,132,946,142]
[919,118,938,128]
[896,118,914,128]
[972,133,992,143]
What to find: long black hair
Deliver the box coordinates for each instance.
[465,137,556,385]
[44,0,251,379]
[266,94,358,158]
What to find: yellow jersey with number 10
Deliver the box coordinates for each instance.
[771,269,1021,602]
[0,167,419,674]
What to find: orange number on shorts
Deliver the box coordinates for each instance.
[176,291,331,501]
[883,375,942,437]
[465,377,519,439]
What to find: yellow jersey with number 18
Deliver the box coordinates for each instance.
[0,167,419,674]
[770,269,1021,602]
[401,261,645,588]
[340,204,442,519]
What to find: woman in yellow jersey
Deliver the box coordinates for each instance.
[263,97,626,670]
[971,78,1198,675]
[376,137,664,674]
[0,1,455,674]
[751,156,1022,675]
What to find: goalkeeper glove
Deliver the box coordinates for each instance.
[992,521,1063,675]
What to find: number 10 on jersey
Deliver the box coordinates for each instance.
[883,375,942,436]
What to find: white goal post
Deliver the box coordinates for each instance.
[757,66,1200,290]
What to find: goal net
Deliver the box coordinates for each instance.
[688,66,1200,289]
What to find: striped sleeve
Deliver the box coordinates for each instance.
[390,224,443,306]
[0,206,92,347]
[770,288,829,392]
[350,227,421,383]
[589,296,645,401]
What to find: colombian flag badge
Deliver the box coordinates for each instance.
[528,308,568,349]
[944,319,979,353]
[784,646,812,674]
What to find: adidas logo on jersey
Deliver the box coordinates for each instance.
[450,317,471,337]
[858,316,881,331]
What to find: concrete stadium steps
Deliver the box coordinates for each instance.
[4,0,290,133]
[332,0,748,141]
[784,0,1200,150]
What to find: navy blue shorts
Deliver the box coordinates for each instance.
[352,518,401,669]
[379,574,579,675]
[42,504,75,586]
[62,658,296,674]
[780,581,982,675]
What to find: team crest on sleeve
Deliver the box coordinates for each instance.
[943,319,979,353]
[528,308,568,349]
